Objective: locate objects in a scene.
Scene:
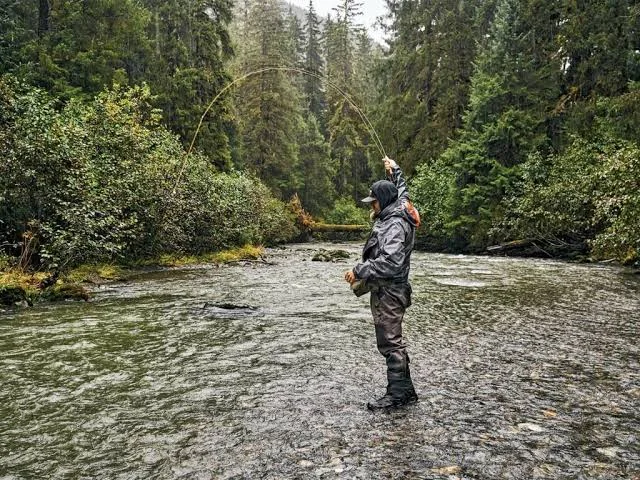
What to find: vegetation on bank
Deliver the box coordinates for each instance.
[0,245,265,307]
[0,76,298,308]
[390,0,640,265]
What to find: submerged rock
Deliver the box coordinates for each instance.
[203,302,256,310]
[42,283,91,302]
[311,249,351,262]
[0,285,30,306]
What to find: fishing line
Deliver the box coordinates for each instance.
[173,66,387,193]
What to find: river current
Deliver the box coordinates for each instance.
[1,243,639,479]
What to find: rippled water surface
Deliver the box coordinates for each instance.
[1,243,639,479]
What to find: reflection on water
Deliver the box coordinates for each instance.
[1,243,639,479]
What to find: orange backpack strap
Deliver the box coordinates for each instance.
[404,200,421,228]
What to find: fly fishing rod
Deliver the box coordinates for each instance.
[173,66,387,193]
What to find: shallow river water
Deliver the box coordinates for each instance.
[1,243,639,479]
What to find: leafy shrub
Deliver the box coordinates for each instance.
[500,138,602,248]
[410,161,456,249]
[323,197,370,225]
[590,143,640,263]
[0,78,297,268]
[501,136,640,263]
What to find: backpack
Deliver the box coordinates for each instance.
[403,200,421,228]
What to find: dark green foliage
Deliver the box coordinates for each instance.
[0,0,234,169]
[423,0,561,250]
[325,0,376,202]
[559,0,638,98]
[410,162,456,249]
[233,0,304,199]
[0,79,297,268]
[376,0,480,173]
[323,197,370,226]
[142,0,234,169]
[298,114,335,215]
[7,0,152,98]
[303,0,327,126]
[4,0,637,265]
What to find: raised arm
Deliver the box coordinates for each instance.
[384,157,409,202]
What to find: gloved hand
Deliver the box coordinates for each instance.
[383,156,397,174]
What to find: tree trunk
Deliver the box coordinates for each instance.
[38,0,51,37]
[155,8,161,55]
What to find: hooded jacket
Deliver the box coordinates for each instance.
[353,166,417,284]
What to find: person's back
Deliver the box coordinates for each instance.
[344,157,418,410]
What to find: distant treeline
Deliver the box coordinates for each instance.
[1,0,639,268]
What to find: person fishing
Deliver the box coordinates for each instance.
[344,156,418,410]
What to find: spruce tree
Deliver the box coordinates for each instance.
[302,0,327,127]
[325,0,373,201]
[376,0,480,173]
[559,0,637,98]
[298,114,335,215]
[442,0,562,249]
[2,0,152,98]
[142,0,234,170]
[234,0,304,199]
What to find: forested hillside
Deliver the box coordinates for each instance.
[1,0,639,272]
[378,0,640,262]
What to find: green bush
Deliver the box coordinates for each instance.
[590,143,640,263]
[500,136,640,263]
[323,197,370,225]
[500,138,602,247]
[0,78,297,268]
[411,161,456,248]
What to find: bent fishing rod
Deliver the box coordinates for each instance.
[173,66,387,193]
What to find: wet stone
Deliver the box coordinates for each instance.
[311,249,352,262]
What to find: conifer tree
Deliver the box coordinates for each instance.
[298,114,335,214]
[376,0,480,173]
[234,0,304,199]
[285,7,305,69]
[325,0,373,200]
[442,0,561,249]
[1,0,151,97]
[142,0,234,170]
[302,0,327,127]
[559,0,638,98]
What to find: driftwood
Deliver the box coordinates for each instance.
[487,239,555,258]
[310,222,368,233]
[487,239,534,252]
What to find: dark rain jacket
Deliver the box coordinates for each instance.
[353,166,417,285]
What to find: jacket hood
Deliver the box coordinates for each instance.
[369,180,398,211]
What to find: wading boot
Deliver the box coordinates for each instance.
[367,372,417,411]
[367,365,418,411]
[404,365,418,404]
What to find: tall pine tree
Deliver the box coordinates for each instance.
[143,0,234,170]
[233,0,304,199]
[376,0,480,174]
[442,0,562,249]
[302,0,327,128]
[325,0,374,201]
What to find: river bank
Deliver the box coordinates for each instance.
[2,238,638,310]
[0,245,264,309]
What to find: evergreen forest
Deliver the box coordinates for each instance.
[1,0,639,277]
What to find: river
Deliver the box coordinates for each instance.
[1,243,639,479]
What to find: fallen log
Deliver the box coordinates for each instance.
[310,222,368,233]
[487,239,533,253]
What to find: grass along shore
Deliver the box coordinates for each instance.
[0,245,264,308]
